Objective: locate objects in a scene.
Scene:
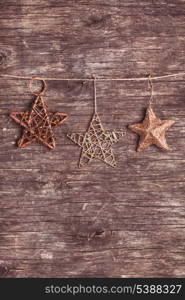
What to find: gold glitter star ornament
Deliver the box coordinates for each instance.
[128,105,175,152]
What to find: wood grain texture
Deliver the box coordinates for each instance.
[0,0,185,278]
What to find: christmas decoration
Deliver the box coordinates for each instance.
[67,78,125,167]
[10,79,68,149]
[128,105,175,152]
[128,75,175,152]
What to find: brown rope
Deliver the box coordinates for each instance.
[1,72,185,81]
[148,74,154,106]
[29,77,47,96]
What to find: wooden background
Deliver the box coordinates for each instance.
[0,0,185,278]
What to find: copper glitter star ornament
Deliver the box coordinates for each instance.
[128,105,175,152]
[10,78,68,149]
[67,78,125,167]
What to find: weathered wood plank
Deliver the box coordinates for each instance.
[0,0,185,278]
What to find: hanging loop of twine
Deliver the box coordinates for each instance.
[92,74,97,113]
[148,74,154,106]
[29,77,47,96]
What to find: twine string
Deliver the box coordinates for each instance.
[93,76,97,113]
[148,74,154,106]
[29,77,47,96]
[1,72,185,81]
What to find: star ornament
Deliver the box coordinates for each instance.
[10,95,68,149]
[128,105,175,152]
[67,113,125,167]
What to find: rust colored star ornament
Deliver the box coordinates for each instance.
[67,113,125,167]
[10,79,68,149]
[128,105,175,152]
